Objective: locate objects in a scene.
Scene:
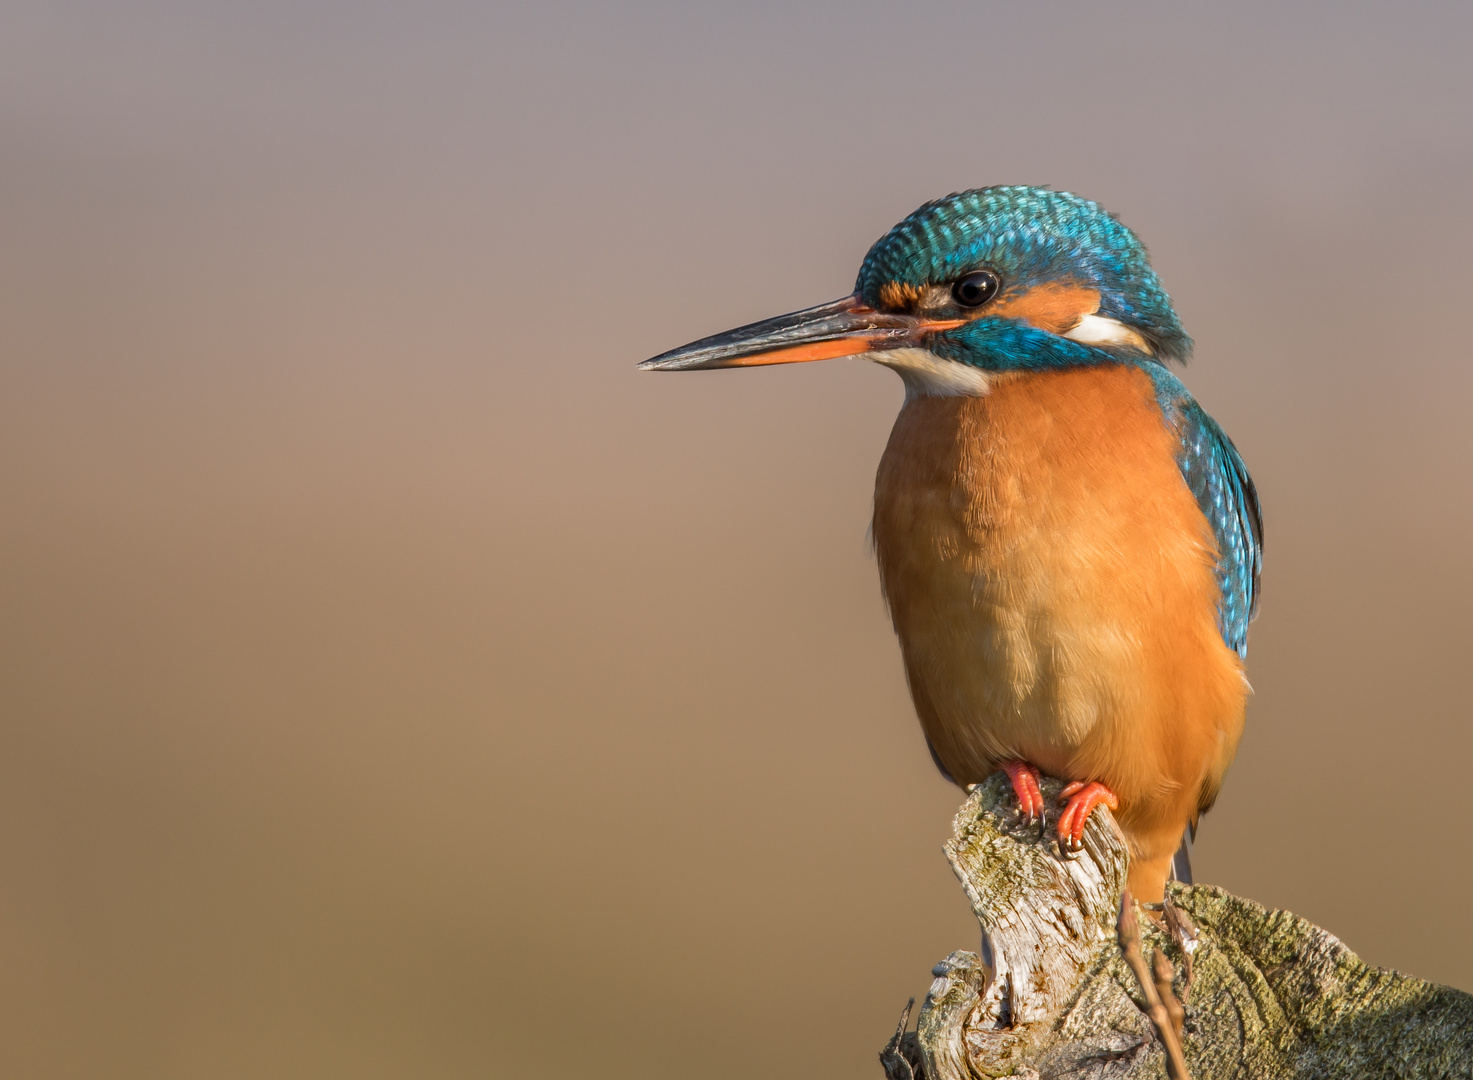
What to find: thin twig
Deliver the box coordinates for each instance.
[878,998,920,1080]
[1118,890,1192,1080]
[1152,949,1186,1038]
[1162,893,1198,994]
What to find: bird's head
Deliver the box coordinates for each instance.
[641,186,1190,394]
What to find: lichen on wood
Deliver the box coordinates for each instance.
[880,773,1473,1079]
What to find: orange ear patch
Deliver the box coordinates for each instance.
[988,282,1101,334]
[879,282,924,310]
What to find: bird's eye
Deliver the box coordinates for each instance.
[951,270,1000,308]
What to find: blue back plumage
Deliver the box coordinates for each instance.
[1147,368,1263,657]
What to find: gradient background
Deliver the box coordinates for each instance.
[2,2,1471,1077]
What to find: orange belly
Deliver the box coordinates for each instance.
[872,364,1247,896]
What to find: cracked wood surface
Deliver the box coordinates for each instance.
[880,773,1473,1079]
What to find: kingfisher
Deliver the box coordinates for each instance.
[641,187,1261,902]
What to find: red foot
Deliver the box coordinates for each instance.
[1057,780,1119,857]
[1001,760,1045,825]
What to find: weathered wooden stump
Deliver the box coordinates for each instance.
[881,773,1473,1079]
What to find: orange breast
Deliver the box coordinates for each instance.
[872,364,1247,871]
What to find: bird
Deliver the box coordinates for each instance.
[640,187,1261,902]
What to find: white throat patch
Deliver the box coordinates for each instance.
[868,347,991,399]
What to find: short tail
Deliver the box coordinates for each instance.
[1169,826,1194,885]
[925,735,959,786]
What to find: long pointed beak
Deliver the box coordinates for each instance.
[639,294,963,371]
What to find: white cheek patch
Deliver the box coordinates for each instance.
[867,347,991,399]
[1061,313,1154,354]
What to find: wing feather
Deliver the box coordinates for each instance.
[1149,368,1262,657]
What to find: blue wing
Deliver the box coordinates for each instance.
[1147,368,1262,657]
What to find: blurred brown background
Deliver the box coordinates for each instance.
[2,2,1470,1077]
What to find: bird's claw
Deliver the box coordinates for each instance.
[1056,780,1120,859]
[1000,760,1046,835]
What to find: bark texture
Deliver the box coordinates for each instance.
[880,773,1473,1079]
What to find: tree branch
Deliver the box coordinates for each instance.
[880,773,1473,1079]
